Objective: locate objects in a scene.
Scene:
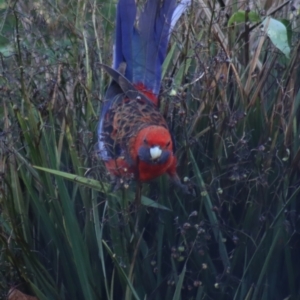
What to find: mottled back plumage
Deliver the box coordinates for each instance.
[100,93,170,165]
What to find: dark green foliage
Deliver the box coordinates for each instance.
[1,0,300,299]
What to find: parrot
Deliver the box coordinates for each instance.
[98,0,190,191]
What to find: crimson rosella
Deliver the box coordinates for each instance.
[98,0,190,190]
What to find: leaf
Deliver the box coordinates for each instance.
[189,151,230,269]
[172,263,186,300]
[102,240,141,300]
[228,10,261,26]
[261,17,291,58]
[33,165,110,192]
[279,19,292,47]
[33,166,170,210]
[139,194,171,210]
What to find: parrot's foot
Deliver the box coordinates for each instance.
[180,182,196,196]
[172,175,195,196]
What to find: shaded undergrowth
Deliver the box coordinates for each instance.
[1,0,300,299]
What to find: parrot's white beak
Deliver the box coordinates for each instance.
[150,146,162,160]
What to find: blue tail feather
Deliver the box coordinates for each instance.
[113,0,187,96]
[113,0,136,72]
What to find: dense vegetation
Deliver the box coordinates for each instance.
[1,0,300,299]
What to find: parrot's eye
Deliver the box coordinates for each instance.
[166,141,171,147]
[143,139,148,145]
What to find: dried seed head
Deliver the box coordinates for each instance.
[183,222,191,230]
[183,176,189,182]
[205,234,211,240]
[232,235,239,244]
[193,280,202,287]
[198,249,205,256]
[177,256,185,262]
[197,228,205,234]
[178,246,185,252]
[189,211,198,217]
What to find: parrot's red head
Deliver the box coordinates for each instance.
[130,126,177,182]
[134,126,173,163]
